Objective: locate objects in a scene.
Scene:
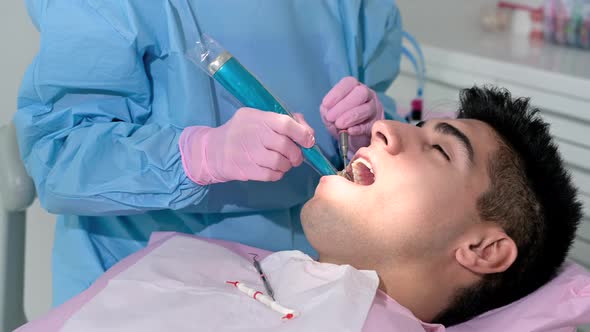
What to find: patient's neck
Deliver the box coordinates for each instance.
[318,254,457,323]
[378,262,455,322]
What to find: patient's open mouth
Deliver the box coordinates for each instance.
[341,157,375,186]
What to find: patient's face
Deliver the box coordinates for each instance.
[301,119,500,267]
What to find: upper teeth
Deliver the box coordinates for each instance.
[352,157,374,174]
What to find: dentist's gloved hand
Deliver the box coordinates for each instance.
[320,77,384,154]
[179,108,315,185]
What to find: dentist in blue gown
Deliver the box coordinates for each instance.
[16,0,404,306]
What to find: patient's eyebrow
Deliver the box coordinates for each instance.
[435,122,475,165]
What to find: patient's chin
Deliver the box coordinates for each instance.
[301,199,354,255]
[301,194,357,231]
[301,199,335,239]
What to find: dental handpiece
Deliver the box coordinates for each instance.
[186,35,338,176]
[337,130,352,181]
[338,130,349,170]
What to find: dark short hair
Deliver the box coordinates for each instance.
[433,86,582,326]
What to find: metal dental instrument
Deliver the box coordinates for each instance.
[335,26,361,178]
[338,130,349,170]
[249,254,275,301]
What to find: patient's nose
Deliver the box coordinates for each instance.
[371,120,402,155]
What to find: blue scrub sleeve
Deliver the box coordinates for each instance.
[15,0,206,216]
[361,2,405,122]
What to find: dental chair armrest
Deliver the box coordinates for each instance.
[0,123,35,212]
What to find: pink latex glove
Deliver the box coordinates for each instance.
[179,108,315,185]
[320,77,384,154]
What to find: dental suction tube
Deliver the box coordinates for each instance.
[186,35,338,176]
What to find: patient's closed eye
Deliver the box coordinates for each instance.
[433,144,450,161]
[416,121,450,161]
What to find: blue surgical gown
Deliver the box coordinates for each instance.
[16,0,403,306]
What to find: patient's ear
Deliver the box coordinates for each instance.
[455,223,518,274]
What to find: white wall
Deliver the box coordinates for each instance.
[0,1,55,321]
[397,0,490,31]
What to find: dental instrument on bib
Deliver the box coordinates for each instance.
[249,254,275,301]
[226,281,298,320]
[186,34,340,177]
